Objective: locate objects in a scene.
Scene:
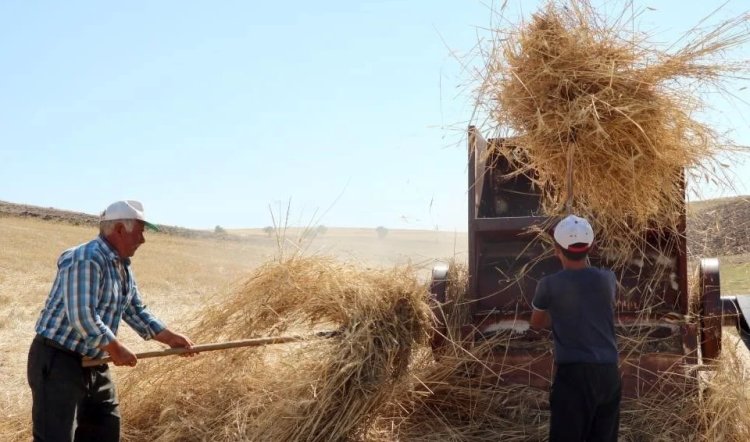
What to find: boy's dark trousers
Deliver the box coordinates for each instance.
[27,335,121,442]
[549,363,621,442]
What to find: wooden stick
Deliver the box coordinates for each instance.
[82,334,323,368]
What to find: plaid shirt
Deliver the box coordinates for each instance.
[34,236,166,358]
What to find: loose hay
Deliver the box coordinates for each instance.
[474,0,749,268]
[697,332,750,441]
[375,342,550,442]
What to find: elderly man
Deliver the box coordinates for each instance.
[28,200,195,442]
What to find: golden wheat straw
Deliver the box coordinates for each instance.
[49,255,746,441]
[475,0,748,270]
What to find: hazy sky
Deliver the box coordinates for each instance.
[1,1,749,231]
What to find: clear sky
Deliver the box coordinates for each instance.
[1,1,748,231]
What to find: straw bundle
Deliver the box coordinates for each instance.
[476,0,748,267]
[118,256,432,441]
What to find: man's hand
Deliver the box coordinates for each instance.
[154,329,197,357]
[101,339,138,367]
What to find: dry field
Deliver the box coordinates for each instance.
[0,215,467,432]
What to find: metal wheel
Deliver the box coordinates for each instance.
[428,263,451,352]
[699,258,722,361]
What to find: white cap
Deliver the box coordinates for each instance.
[100,200,158,231]
[553,214,594,252]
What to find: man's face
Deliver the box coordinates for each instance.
[118,220,146,258]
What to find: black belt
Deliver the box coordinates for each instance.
[34,335,82,359]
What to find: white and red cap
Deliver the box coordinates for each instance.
[553,214,594,252]
[100,200,158,231]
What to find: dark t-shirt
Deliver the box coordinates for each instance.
[532,267,618,364]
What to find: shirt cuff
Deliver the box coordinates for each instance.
[86,328,116,349]
[531,302,547,311]
[140,319,167,340]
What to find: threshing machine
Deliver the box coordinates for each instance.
[430,127,750,397]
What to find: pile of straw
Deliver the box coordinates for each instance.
[118,256,432,441]
[476,0,748,267]
[0,255,708,441]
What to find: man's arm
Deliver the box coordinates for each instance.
[60,259,139,366]
[123,282,196,356]
[122,282,167,339]
[530,309,551,329]
[62,260,118,349]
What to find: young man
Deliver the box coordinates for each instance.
[28,200,196,442]
[530,214,620,442]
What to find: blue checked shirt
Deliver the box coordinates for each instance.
[35,236,166,358]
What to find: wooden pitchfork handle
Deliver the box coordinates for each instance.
[81,331,339,368]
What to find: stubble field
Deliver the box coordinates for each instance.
[2,206,750,439]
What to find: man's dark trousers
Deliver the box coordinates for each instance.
[27,336,121,442]
[549,363,621,442]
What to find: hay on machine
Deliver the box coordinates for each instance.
[475,0,748,269]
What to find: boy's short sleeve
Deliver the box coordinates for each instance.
[532,277,550,310]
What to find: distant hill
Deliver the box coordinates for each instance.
[0,200,218,239]
[687,196,750,257]
[2,197,750,256]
